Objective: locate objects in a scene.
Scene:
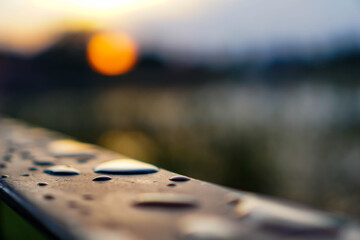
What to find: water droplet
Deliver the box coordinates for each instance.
[0,163,6,168]
[44,194,55,200]
[93,159,159,174]
[77,159,88,163]
[33,161,55,166]
[92,176,112,182]
[235,195,337,232]
[3,155,11,162]
[33,157,56,166]
[77,155,95,162]
[44,165,80,176]
[8,147,15,153]
[1,175,8,178]
[133,193,198,208]
[38,182,48,187]
[226,192,245,205]
[68,201,78,208]
[21,174,30,177]
[80,209,91,216]
[20,150,31,159]
[29,167,38,171]
[169,176,190,182]
[83,194,94,201]
[228,198,241,205]
[48,139,93,157]
[178,214,240,240]
[167,183,176,187]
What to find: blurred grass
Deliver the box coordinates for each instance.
[0,201,47,240]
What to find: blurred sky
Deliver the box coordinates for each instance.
[0,0,359,65]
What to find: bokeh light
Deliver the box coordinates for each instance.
[87,32,137,76]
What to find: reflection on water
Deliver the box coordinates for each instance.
[5,82,360,217]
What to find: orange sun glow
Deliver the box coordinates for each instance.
[87,32,137,76]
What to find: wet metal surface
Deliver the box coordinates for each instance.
[0,118,358,240]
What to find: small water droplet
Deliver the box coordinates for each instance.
[133,193,198,208]
[77,155,95,162]
[0,163,6,168]
[93,159,159,174]
[8,147,15,153]
[20,150,31,159]
[38,182,48,187]
[169,176,190,182]
[1,175,8,178]
[44,194,55,200]
[83,194,94,201]
[21,174,30,177]
[3,155,11,162]
[92,175,112,182]
[34,161,55,166]
[228,198,241,205]
[80,209,91,216]
[226,192,245,205]
[178,214,241,240]
[44,165,80,176]
[33,157,55,166]
[167,183,176,187]
[29,167,38,171]
[77,159,88,163]
[68,201,78,208]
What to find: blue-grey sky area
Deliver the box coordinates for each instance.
[0,0,359,64]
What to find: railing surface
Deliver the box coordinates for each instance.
[0,118,359,240]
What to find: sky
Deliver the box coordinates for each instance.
[0,0,359,65]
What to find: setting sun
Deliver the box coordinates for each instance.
[87,32,137,76]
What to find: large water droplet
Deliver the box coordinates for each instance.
[93,159,159,174]
[29,167,38,171]
[92,175,112,182]
[133,193,198,208]
[48,139,93,157]
[235,195,338,232]
[44,165,80,176]
[169,176,190,182]
[0,163,6,168]
[178,214,240,240]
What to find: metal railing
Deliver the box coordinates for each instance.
[0,118,358,240]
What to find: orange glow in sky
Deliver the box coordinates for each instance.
[87,32,137,76]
